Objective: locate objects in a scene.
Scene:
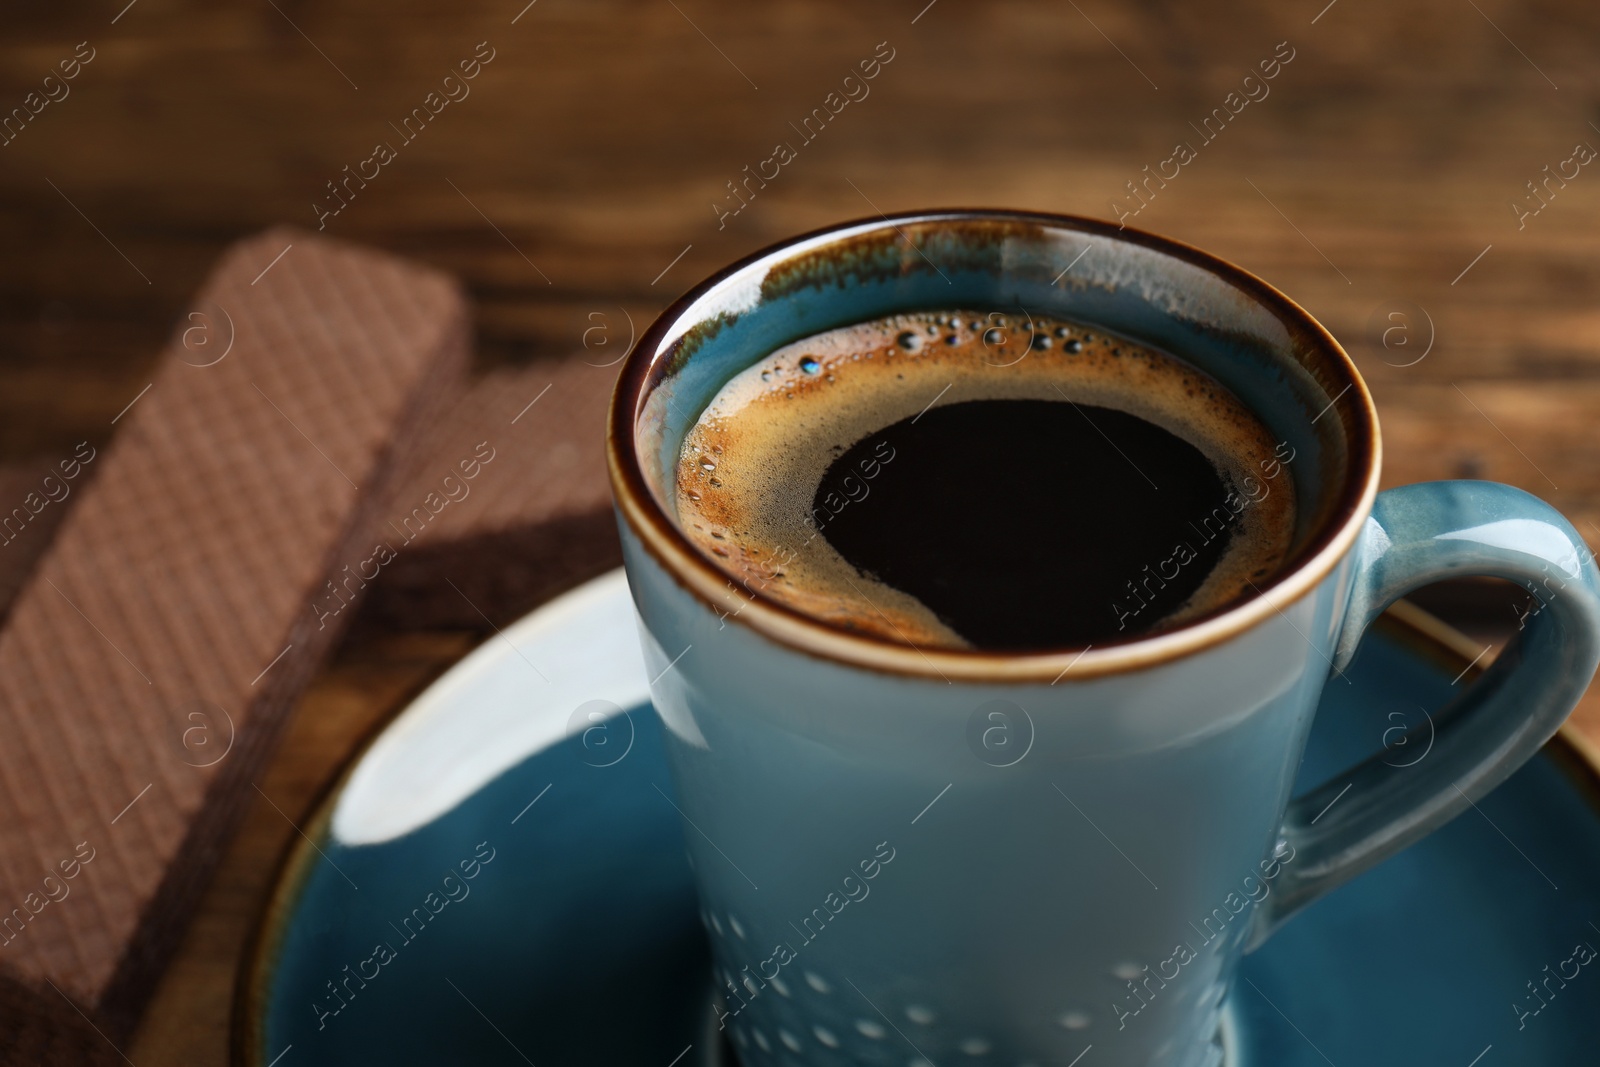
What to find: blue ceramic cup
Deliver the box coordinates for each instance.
[607,211,1600,1067]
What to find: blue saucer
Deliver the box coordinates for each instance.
[236,571,1600,1066]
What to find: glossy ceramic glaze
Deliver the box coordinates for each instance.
[607,212,1600,1065]
[237,574,1600,1067]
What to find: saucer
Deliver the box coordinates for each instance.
[236,571,1600,1066]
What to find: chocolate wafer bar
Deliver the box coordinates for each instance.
[359,356,621,630]
[0,452,94,622]
[0,228,468,1064]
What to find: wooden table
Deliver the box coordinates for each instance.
[2,1,1599,1061]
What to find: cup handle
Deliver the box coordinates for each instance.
[1248,480,1600,948]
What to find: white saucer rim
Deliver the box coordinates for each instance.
[331,568,649,845]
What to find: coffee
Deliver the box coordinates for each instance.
[675,310,1297,651]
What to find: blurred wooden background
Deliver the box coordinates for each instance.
[2,0,1599,1061]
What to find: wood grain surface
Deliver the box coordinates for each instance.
[1,0,1598,1063]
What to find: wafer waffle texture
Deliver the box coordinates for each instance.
[0,228,469,1064]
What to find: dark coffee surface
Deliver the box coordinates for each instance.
[675,310,1296,651]
[817,398,1234,650]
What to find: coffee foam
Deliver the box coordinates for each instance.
[675,310,1297,650]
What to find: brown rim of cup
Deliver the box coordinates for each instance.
[606,208,1381,683]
